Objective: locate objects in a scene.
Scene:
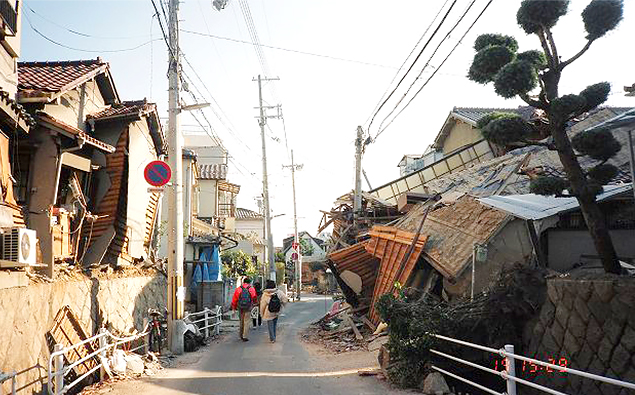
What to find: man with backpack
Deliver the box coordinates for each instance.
[231,277,257,341]
[259,280,289,343]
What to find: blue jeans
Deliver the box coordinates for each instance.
[267,317,278,341]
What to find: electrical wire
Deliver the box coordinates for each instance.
[366,0,460,134]
[376,0,479,135]
[375,0,494,139]
[180,29,399,70]
[24,11,161,53]
[363,0,452,130]
[25,4,153,40]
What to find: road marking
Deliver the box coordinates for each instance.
[166,367,378,378]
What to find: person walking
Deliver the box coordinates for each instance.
[260,279,288,343]
[231,277,257,341]
[252,281,263,328]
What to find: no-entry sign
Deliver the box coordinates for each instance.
[144,160,171,187]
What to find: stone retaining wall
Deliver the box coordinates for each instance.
[523,275,635,395]
[0,274,166,394]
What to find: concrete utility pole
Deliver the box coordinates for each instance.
[353,126,364,221]
[167,0,184,354]
[254,75,280,281]
[283,150,303,299]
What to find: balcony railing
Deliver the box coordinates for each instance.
[0,0,17,36]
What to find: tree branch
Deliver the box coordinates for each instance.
[519,93,548,110]
[537,28,556,70]
[560,39,594,70]
[545,28,560,68]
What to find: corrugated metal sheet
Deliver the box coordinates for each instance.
[328,240,380,299]
[366,226,428,323]
[478,184,633,220]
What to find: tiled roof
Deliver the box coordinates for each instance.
[87,100,155,120]
[0,90,35,130]
[235,208,262,220]
[37,112,115,153]
[451,106,536,124]
[18,59,107,93]
[198,163,227,180]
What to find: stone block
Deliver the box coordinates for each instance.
[573,295,591,323]
[555,305,570,329]
[541,330,560,354]
[597,337,614,365]
[586,315,603,349]
[603,318,625,346]
[421,372,450,394]
[588,357,607,376]
[609,296,630,323]
[620,325,635,353]
[562,330,582,356]
[588,295,610,325]
[546,281,559,304]
[599,382,620,395]
[577,342,595,370]
[567,309,586,339]
[593,281,615,304]
[585,382,603,395]
[0,271,28,289]
[576,282,594,302]
[610,344,631,376]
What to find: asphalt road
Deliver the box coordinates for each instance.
[102,294,406,395]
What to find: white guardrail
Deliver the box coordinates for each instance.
[46,306,221,395]
[183,306,222,338]
[429,333,635,395]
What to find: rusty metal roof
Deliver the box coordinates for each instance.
[366,226,428,323]
[329,240,380,299]
[36,113,116,153]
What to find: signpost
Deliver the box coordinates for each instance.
[144,160,172,187]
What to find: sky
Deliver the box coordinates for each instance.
[20,0,635,247]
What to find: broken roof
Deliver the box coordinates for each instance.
[17,58,119,104]
[198,163,227,180]
[88,99,166,155]
[395,196,511,280]
[479,184,633,220]
[235,207,262,220]
[37,112,116,153]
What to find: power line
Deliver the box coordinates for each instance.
[375,0,494,138]
[24,12,161,53]
[376,0,479,135]
[363,0,452,130]
[366,0,460,134]
[180,29,400,70]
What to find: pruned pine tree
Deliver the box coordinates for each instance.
[468,0,625,274]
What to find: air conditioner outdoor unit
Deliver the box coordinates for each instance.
[0,228,37,267]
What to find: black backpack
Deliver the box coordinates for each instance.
[237,286,252,309]
[268,293,281,313]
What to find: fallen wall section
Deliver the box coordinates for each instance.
[0,274,166,394]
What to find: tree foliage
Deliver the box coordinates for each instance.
[220,250,256,278]
[467,0,625,274]
[582,0,624,40]
[516,0,569,34]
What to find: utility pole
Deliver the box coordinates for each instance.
[254,75,280,281]
[283,150,303,300]
[353,126,364,222]
[166,0,184,354]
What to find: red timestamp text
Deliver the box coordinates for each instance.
[493,357,569,375]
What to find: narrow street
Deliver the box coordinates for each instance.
[101,295,405,395]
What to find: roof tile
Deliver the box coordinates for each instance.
[88,100,154,120]
[18,59,107,93]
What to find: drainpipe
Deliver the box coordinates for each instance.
[184,158,192,238]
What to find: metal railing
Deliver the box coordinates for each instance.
[47,326,150,395]
[183,305,222,338]
[429,333,635,395]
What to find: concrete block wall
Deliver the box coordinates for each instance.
[0,274,166,394]
[523,275,635,395]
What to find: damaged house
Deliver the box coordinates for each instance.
[326,105,634,324]
[15,58,165,276]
